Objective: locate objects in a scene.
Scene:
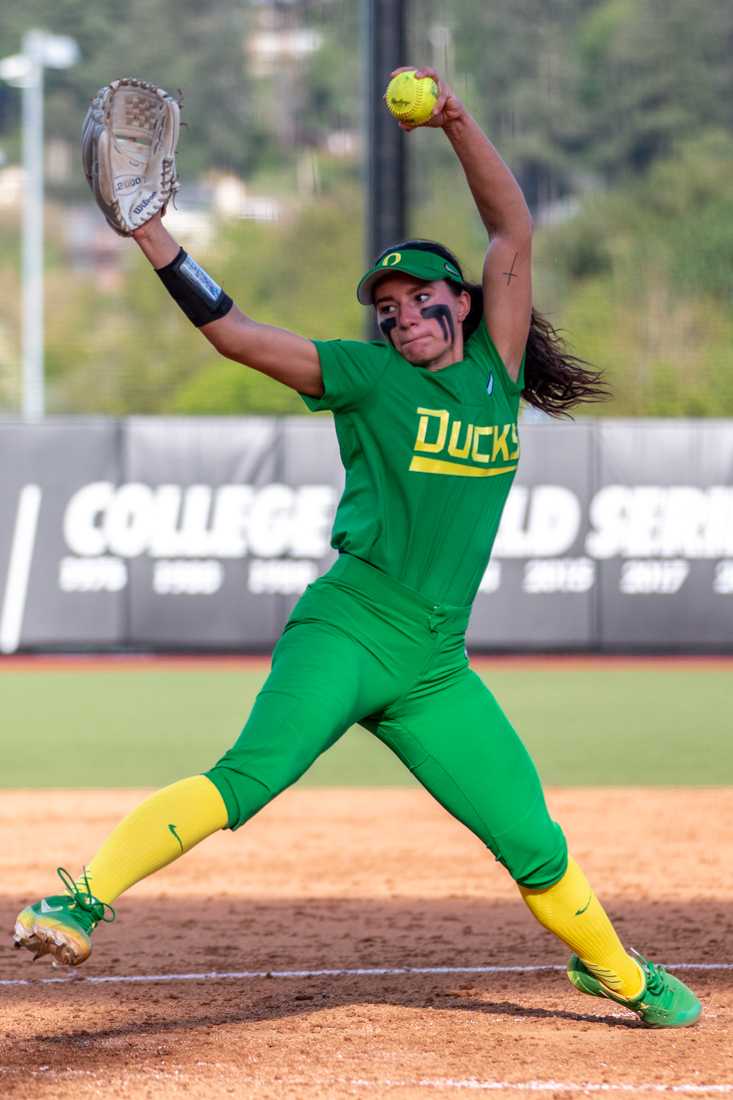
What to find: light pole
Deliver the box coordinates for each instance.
[363,0,408,340]
[0,30,79,421]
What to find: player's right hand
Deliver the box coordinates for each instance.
[389,66,466,130]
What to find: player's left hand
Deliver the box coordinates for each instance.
[389,66,467,130]
[81,78,180,237]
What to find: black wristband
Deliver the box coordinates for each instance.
[155,247,234,328]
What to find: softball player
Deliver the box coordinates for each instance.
[15,68,700,1028]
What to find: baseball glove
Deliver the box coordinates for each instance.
[81,77,181,237]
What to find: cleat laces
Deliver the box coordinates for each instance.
[630,949,666,997]
[56,867,116,926]
[641,960,666,997]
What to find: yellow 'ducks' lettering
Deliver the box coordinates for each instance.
[414,408,449,453]
[411,406,519,478]
[471,426,493,464]
[491,423,511,462]
[447,420,474,459]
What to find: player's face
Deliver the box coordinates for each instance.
[373,274,469,369]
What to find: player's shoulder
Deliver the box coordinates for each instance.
[466,318,525,396]
[306,336,397,414]
[314,336,400,387]
[318,337,394,359]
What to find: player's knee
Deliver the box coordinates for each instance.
[206,714,320,829]
[204,761,274,830]
[495,820,568,891]
[207,703,320,830]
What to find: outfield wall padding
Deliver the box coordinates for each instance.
[0,417,731,652]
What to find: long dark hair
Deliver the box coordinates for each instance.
[375,239,609,418]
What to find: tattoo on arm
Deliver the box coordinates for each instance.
[502,252,519,286]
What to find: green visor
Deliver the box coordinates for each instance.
[356,248,466,304]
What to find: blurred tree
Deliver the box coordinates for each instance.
[46,182,364,415]
[256,0,361,152]
[2,0,733,418]
[575,0,733,179]
[409,0,593,215]
[536,132,733,416]
[3,0,732,199]
[0,0,262,187]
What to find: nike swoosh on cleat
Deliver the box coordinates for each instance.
[39,899,64,914]
[574,894,593,916]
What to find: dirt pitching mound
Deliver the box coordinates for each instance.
[2,788,732,1099]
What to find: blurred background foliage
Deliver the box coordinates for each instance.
[0,0,732,416]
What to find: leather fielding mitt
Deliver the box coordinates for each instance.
[81,78,180,236]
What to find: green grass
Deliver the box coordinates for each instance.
[1,664,730,788]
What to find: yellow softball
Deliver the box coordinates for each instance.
[384,70,438,126]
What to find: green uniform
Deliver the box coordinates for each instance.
[207,321,567,889]
[306,319,522,606]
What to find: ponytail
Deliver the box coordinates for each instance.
[464,284,609,418]
[522,307,610,419]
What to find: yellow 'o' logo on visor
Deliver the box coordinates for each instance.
[381,252,402,267]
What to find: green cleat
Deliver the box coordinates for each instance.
[13,868,115,967]
[567,950,701,1028]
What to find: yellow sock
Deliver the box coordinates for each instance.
[75,775,228,905]
[520,856,644,1000]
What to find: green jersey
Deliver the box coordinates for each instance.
[302,320,523,606]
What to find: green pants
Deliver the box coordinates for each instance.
[207,554,567,889]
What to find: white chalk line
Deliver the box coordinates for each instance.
[1,960,731,989]
[0,484,41,654]
[342,1080,733,1095]
[1,1071,732,1095]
